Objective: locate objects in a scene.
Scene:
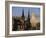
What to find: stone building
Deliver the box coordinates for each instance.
[30,12,40,30]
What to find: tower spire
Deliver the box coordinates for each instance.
[28,9,30,20]
[22,9,24,18]
[27,9,31,29]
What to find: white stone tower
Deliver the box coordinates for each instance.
[30,12,37,27]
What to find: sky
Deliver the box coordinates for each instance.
[12,7,40,17]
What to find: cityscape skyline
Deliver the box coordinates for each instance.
[12,7,40,31]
